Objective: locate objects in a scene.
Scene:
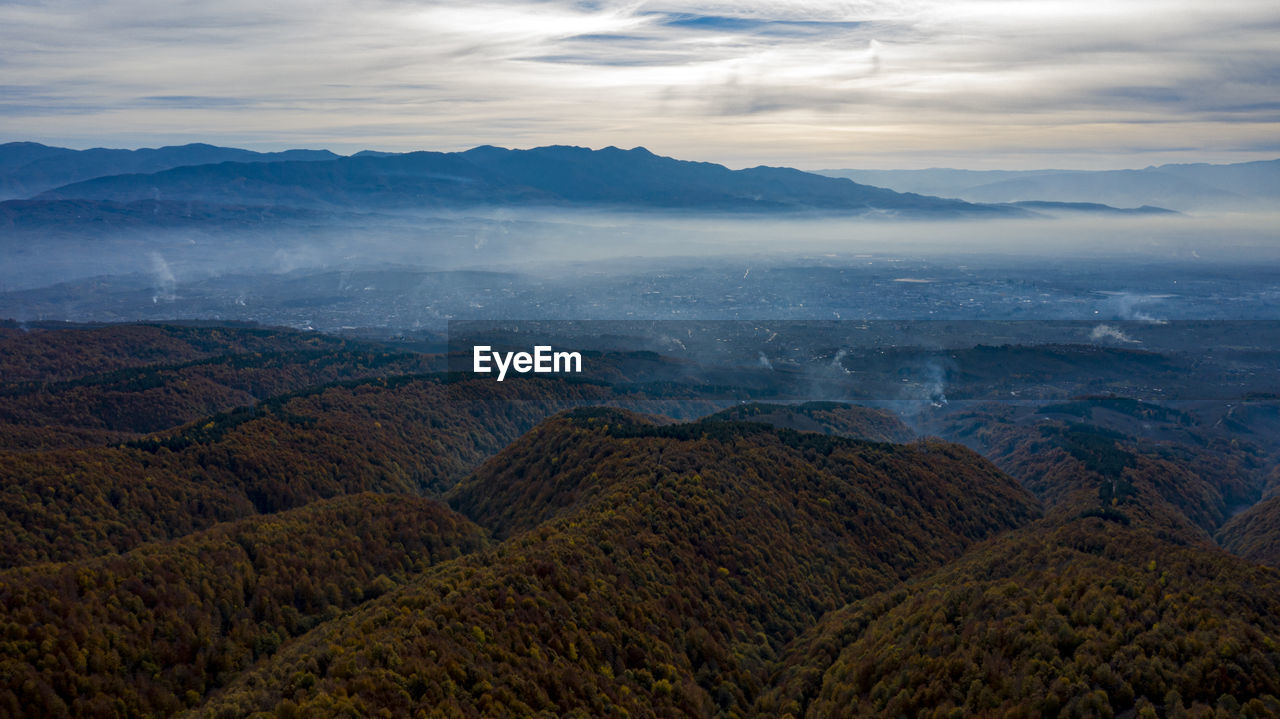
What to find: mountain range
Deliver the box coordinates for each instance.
[20,143,1018,217]
[817,159,1280,211]
[0,142,337,201]
[2,141,1214,220]
[6,141,1270,227]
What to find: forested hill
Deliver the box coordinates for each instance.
[920,400,1269,542]
[4,322,1280,717]
[0,494,485,717]
[751,399,1280,716]
[757,509,1280,717]
[0,322,355,384]
[195,408,1039,717]
[0,323,702,567]
[1217,494,1280,567]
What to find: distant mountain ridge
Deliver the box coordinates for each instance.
[0,142,338,200]
[3,140,1205,217]
[32,143,1022,217]
[1005,200,1178,216]
[817,159,1280,210]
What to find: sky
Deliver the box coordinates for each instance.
[1,0,1278,170]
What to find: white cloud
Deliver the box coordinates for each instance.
[0,0,1276,168]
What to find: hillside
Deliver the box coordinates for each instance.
[0,374,627,568]
[196,408,1039,717]
[0,322,735,568]
[0,323,625,567]
[1217,494,1280,567]
[3,322,1280,717]
[0,322,352,383]
[0,322,436,450]
[0,493,486,718]
[750,407,1280,717]
[757,512,1280,717]
[0,345,436,450]
[920,400,1267,542]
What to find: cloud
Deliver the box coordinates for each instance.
[1,0,1277,168]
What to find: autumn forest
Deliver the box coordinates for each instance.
[3,321,1280,718]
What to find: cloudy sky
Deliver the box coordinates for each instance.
[1,0,1277,169]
